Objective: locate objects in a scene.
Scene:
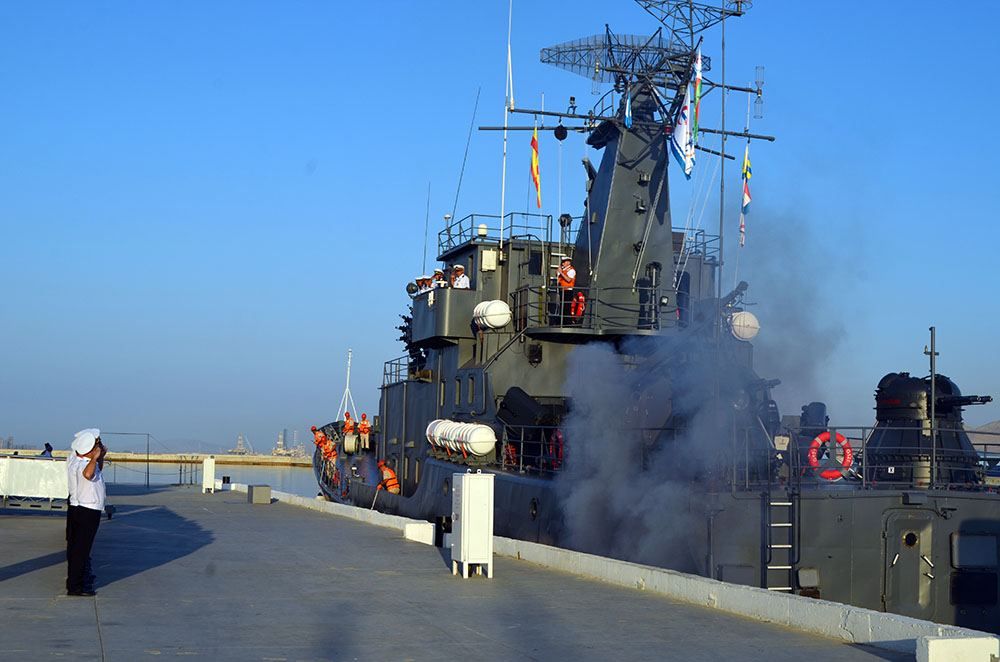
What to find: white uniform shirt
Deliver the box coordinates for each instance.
[67,453,106,511]
[452,273,470,289]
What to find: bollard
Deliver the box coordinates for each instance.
[202,457,216,494]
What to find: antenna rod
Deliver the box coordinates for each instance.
[452,87,481,221]
[422,182,430,273]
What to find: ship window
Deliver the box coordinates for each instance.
[439,379,445,407]
[468,376,476,404]
[403,457,409,480]
[455,378,461,406]
[528,251,542,276]
[415,460,420,484]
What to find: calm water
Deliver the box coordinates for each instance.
[103,460,320,498]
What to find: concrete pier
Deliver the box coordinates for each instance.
[0,484,911,661]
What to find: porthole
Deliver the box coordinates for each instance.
[529,498,539,521]
[442,480,450,496]
[903,532,919,548]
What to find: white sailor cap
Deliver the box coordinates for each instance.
[433,268,444,274]
[71,428,100,455]
[453,264,464,270]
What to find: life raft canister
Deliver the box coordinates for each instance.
[806,431,853,481]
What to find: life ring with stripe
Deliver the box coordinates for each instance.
[807,431,853,481]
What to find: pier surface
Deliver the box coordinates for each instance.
[1,485,908,661]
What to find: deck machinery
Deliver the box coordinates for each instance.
[312,1,1000,631]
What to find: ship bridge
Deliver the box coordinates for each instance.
[413,210,720,344]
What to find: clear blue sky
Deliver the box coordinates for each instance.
[1,1,997,452]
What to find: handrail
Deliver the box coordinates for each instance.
[511,284,664,331]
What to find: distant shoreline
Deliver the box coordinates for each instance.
[0,449,311,467]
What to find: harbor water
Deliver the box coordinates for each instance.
[103,460,319,498]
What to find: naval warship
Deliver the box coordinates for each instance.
[311,1,1000,631]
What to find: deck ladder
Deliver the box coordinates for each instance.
[763,490,797,592]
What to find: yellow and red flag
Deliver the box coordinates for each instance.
[530,126,541,208]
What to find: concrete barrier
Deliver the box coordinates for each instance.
[493,536,994,654]
[214,483,997,655]
[917,636,999,662]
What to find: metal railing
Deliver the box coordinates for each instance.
[382,356,409,387]
[736,425,1000,492]
[438,212,582,254]
[500,423,564,477]
[511,284,664,331]
[488,422,1000,494]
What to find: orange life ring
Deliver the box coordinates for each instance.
[807,431,853,481]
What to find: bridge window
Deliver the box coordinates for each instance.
[468,376,476,404]
[454,378,461,407]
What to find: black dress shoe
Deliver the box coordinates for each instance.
[67,590,96,597]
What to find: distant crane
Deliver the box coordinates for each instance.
[229,433,255,455]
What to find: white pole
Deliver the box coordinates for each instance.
[499,0,514,252]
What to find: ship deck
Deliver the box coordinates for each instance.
[1,484,909,661]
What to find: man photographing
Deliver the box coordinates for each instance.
[66,428,107,597]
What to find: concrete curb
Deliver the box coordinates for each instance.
[217,482,997,656]
[493,536,994,655]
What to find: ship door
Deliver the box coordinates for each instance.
[883,511,935,619]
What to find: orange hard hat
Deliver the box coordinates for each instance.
[311,426,317,432]
[344,412,351,418]
[361,413,367,419]
[377,458,385,466]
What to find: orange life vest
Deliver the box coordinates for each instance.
[571,291,586,317]
[343,419,355,434]
[312,430,327,446]
[379,466,400,494]
[358,420,371,435]
[558,263,576,289]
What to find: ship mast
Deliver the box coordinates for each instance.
[337,349,358,420]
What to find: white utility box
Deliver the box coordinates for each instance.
[451,470,494,579]
[202,456,216,493]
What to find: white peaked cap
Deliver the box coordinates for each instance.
[433,268,444,273]
[453,264,464,270]
[72,428,100,454]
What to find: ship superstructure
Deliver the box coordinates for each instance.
[310,1,1000,631]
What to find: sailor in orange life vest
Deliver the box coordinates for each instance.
[342,412,355,435]
[557,256,577,322]
[358,413,371,451]
[376,459,401,494]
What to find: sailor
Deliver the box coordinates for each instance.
[311,426,327,447]
[432,268,448,288]
[557,256,576,323]
[66,429,107,597]
[358,413,371,451]
[376,458,401,495]
[342,412,355,436]
[416,275,433,294]
[451,264,470,289]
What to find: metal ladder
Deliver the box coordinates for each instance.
[763,490,797,592]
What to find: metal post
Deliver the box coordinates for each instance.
[146,433,150,489]
[927,326,937,487]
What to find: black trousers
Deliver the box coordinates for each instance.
[66,505,101,592]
